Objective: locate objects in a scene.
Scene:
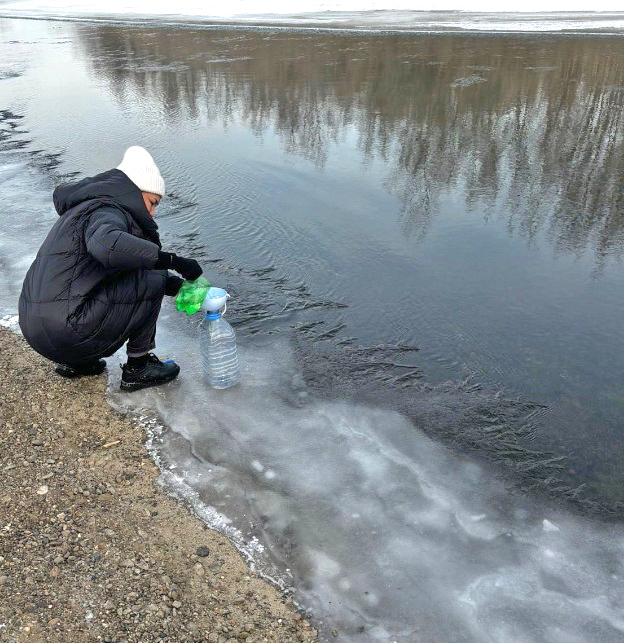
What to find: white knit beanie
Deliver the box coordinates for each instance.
[117,146,165,197]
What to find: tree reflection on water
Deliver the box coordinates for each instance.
[76,26,624,261]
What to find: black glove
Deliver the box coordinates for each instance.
[156,251,203,281]
[165,274,184,297]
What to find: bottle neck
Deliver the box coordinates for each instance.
[204,312,221,320]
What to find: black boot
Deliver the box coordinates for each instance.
[120,353,180,392]
[55,359,107,378]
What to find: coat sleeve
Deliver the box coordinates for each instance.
[85,207,159,270]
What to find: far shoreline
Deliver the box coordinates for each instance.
[1,11,623,39]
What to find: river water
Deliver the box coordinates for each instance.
[2,14,624,642]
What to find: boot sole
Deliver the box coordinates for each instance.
[120,370,179,392]
[55,361,107,378]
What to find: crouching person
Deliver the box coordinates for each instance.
[19,146,202,392]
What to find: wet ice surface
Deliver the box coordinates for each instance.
[108,326,624,641]
[4,18,624,642]
[0,111,61,320]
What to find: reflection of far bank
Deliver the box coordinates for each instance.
[75,25,624,259]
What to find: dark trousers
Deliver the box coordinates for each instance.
[126,298,162,357]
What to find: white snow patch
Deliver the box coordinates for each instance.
[0,315,19,331]
[543,518,561,532]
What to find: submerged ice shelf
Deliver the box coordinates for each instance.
[109,326,624,642]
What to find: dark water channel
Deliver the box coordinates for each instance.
[4,17,624,640]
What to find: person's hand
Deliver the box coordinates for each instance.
[156,251,203,281]
[165,275,184,296]
[171,255,203,281]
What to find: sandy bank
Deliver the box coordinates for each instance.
[0,328,317,643]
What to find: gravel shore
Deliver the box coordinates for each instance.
[0,328,317,643]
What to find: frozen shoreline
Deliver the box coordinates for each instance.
[0,327,318,641]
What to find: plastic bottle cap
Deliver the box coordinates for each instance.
[205,312,221,320]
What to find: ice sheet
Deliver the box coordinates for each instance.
[1,2,624,32]
[106,328,624,641]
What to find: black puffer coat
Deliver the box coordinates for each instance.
[19,169,168,365]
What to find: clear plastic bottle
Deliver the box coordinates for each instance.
[199,311,241,389]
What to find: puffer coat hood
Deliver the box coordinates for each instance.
[52,169,161,245]
[19,169,167,365]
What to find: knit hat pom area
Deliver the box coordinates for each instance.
[117,146,165,197]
